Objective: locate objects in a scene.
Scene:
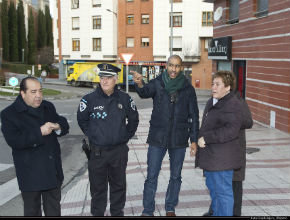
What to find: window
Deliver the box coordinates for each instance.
[204,38,212,50]
[255,0,268,17]
[72,17,80,30]
[92,0,101,7]
[93,16,101,29]
[93,38,101,51]
[71,0,79,9]
[141,37,149,47]
[72,39,80,51]
[127,15,134,25]
[169,12,182,27]
[202,12,213,26]
[141,14,150,24]
[227,0,239,24]
[127,38,134,48]
[169,36,182,51]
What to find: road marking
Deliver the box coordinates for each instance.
[0,177,21,206]
[0,164,13,172]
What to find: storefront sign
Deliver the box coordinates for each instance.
[208,36,232,61]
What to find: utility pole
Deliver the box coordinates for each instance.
[170,0,173,56]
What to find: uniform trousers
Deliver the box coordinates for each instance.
[88,144,128,216]
[21,187,61,216]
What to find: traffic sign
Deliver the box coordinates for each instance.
[9,77,18,87]
[120,53,134,65]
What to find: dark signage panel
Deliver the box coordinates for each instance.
[208,36,232,61]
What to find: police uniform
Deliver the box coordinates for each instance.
[77,63,139,216]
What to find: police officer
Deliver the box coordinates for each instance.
[77,63,139,216]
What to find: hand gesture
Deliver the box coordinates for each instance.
[130,70,143,88]
[190,142,197,157]
[40,122,60,136]
[198,137,206,148]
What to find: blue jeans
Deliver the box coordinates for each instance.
[204,170,234,216]
[142,145,186,216]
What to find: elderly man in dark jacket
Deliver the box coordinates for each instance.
[131,55,199,216]
[1,77,69,216]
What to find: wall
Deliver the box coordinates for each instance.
[192,38,212,89]
[118,0,153,61]
[212,0,290,133]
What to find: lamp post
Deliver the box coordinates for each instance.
[106,8,117,17]
[0,48,3,68]
[170,0,173,56]
[106,8,118,56]
[22,48,25,63]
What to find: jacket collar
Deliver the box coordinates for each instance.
[96,86,119,99]
[212,91,235,109]
[156,73,191,91]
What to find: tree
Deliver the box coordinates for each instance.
[1,0,10,61]
[45,5,54,48]
[37,9,46,49]
[17,0,27,62]
[8,2,18,62]
[28,9,36,64]
[39,47,54,65]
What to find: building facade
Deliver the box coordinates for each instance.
[204,0,290,133]
[54,0,213,88]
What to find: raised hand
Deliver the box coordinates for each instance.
[130,70,143,88]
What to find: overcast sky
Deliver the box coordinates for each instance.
[49,0,55,17]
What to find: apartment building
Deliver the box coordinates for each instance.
[54,0,213,88]
[54,0,118,65]
[204,0,290,133]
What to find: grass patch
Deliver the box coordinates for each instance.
[0,87,61,96]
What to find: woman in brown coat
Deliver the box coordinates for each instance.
[196,71,244,216]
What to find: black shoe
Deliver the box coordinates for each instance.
[203,210,213,216]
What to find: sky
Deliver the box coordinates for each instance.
[49,0,55,17]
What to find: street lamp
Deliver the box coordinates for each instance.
[22,48,25,63]
[106,8,117,17]
[170,0,173,56]
[0,48,3,68]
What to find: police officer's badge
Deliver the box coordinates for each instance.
[80,101,87,112]
[118,103,123,109]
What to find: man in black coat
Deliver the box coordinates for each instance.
[1,77,69,216]
[131,55,199,216]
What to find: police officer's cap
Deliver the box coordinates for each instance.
[98,63,121,77]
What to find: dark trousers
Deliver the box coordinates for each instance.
[21,187,61,216]
[88,145,128,216]
[232,180,243,216]
[207,180,243,216]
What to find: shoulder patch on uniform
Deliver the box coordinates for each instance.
[130,98,136,111]
[80,101,87,112]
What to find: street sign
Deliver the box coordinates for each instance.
[120,53,134,65]
[9,77,18,87]
[120,53,134,93]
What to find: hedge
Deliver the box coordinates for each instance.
[1,62,58,77]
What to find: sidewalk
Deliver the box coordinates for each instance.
[60,107,290,217]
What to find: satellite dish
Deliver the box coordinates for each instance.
[214,7,223,22]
